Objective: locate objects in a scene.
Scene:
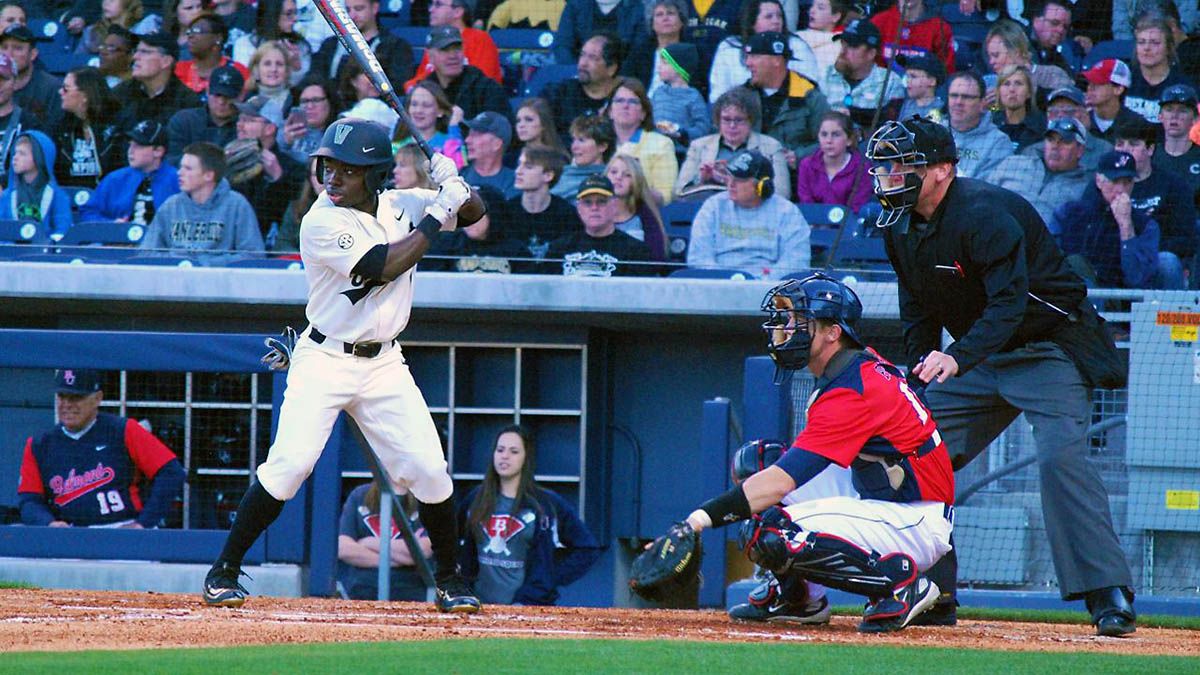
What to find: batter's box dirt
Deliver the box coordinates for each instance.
[0,589,1196,655]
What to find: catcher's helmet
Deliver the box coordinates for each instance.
[761,272,864,372]
[311,118,395,194]
[731,438,787,483]
[864,115,956,228]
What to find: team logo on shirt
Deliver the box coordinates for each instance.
[481,514,526,556]
[337,233,354,249]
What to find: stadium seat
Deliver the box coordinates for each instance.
[225,257,304,270]
[59,221,146,247]
[661,201,702,262]
[30,19,96,74]
[521,64,576,97]
[64,187,93,211]
[378,0,411,28]
[491,29,555,51]
[669,267,756,280]
[119,256,197,267]
[798,203,850,229]
[0,218,47,244]
[389,26,430,49]
[16,253,89,264]
[55,246,138,262]
[1083,40,1134,69]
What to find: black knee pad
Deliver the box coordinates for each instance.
[783,531,917,599]
[740,506,804,573]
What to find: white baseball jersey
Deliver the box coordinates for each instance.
[299,187,439,343]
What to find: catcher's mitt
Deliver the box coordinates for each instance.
[629,522,702,601]
[224,138,263,185]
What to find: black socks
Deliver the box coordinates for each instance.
[417,496,460,581]
[216,481,285,568]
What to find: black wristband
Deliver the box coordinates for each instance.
[415,214,442,242]
[698,485,753,529]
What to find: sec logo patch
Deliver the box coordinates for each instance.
[337,233,354,249]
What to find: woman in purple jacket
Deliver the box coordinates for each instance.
[794,111,872,215]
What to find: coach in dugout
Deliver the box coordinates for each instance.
[17,369,185,529]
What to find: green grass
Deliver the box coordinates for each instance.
[0,580,35,589]
[2,640,1197,674]
[830,605,1200,630]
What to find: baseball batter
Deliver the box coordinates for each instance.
[203,118,484,613]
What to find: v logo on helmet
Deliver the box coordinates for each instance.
[333,124,353,145]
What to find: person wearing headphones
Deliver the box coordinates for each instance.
[686,148,811,279]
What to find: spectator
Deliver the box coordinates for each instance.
[160,0,215,58]
[167,64,243,166]
[1113,117,1196,285]
[17,369,186,529]
[0,1,23,30]
[498,145,580,260]
[76,0,145,56]
[459,425,601,605]
[984,20,1072,108]
[79,119,179,226]
[607,76,679,204]
[1020,86,1114,170]
[675,86,791,200]
[486,0,565,30]
[1027,0,1083,74]
[650,43,710,152]
[1052,150,1164,288]
[311,0,414,89]
[708,0,820,104]
[244,41,294,127]
[822,20,905,130]
[337,481,431,601]
[552,0,647,67]
[53,67,123,189]
[460,111,518,198]
[605,153,667,260]
[1125,12,1194,123]
[947,71,1013,179]
[795,110,871,213]
[545,173,653,276]
[98,25,135,89]
[398,79,465,167]
[686,148,810,279]
[227,94,303,239]
[1,24,62,130]
[0,53,31,172]
[622,0,687,98]
[897,53,946,123]
[232,0,312,87]
[426,183,525,272]
[796,0,851,80]
[1083,59,1144,143]
[1153,84,1200,209]
[278,76,339,164]
[680,0,741,78]
[514,97,567,159]
[139,141,264,254]
[989,117,1094,225]
[407,0,501,89]
[552,114,615,202]
[276,155,317,252]
[1113,0,1198,41]
[0,130,72,237]
[291,0,334,52]
[991,65,1046,151]
[175,14,250,95]
[114,31,203,132]
[870,0,955,71]
[211,0,255,47]
[412,26,508,122]
[392,143,436,191]
[743,31,828,158]
[544,32,624,140]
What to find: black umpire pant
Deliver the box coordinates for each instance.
[925,341,1132,600]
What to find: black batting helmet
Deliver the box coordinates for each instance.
[762,272,864,372]
[311,118,395,193]
[731,439,787,484]
[864,115,956,228]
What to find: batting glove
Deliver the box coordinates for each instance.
[261,326,298,371]
[428,152,458,184]
[426,177,471,226]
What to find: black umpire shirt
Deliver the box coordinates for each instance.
[883,177,1087,375]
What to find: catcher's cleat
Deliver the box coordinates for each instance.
[858,577,939,633]
[906,597,957,626]
[729,595,831,625]
[203,561,250,608]
[434,574,482,614]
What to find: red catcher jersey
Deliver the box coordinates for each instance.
[793,350,954,504]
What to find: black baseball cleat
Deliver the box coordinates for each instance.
[858,577,940,633]
[434,574,482,614]
[906,597,958,626]
[1087,586,1136,637]
[203,561,250,608]
[729,595,831,625]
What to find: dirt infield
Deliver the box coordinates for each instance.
[1,589,1197,655]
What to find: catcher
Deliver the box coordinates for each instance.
[631,273,955,633]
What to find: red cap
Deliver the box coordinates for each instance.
[1083,59,1132,88]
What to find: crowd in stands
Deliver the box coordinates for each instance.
[0,0,1196,287]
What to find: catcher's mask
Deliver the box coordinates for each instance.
[311,118,395,194]
[864,116,957,230]
[762,273,864,377]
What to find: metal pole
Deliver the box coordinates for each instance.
[377,489,392,601]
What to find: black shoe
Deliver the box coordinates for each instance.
[1086,586,1136,637]
[859,577,940,633]
[729,594,831,624]
[906,596,958,626]
[435,574,482,614]
[203,561,249,608]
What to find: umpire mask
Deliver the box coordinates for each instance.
[865,116,957,231]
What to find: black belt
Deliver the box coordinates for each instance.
[310,328,398,358]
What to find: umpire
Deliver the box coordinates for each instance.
[864,116,1136,637]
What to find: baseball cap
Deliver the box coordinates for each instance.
[137,31,180,59]
[576,173,614,199]
[744,31,791,58]
[128,119,167,146]
[898,54,945,85]
[1044,117,1086,145]
[1160,83,1199,109]
[209,64,245,98]
[1096,150,1138,180]
[460,111,512,147]
[55,369,102,395]
[1046,86,1085,107]
[727,149,774,181]
[0,53,15,79]
[833,19,882,49]
[1083,59,1132,88]
[234,94,272,118]
[1,24,35,44]
[428,25,464,50]
[661,42,699,85]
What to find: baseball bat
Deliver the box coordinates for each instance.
[312,0,433,160]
